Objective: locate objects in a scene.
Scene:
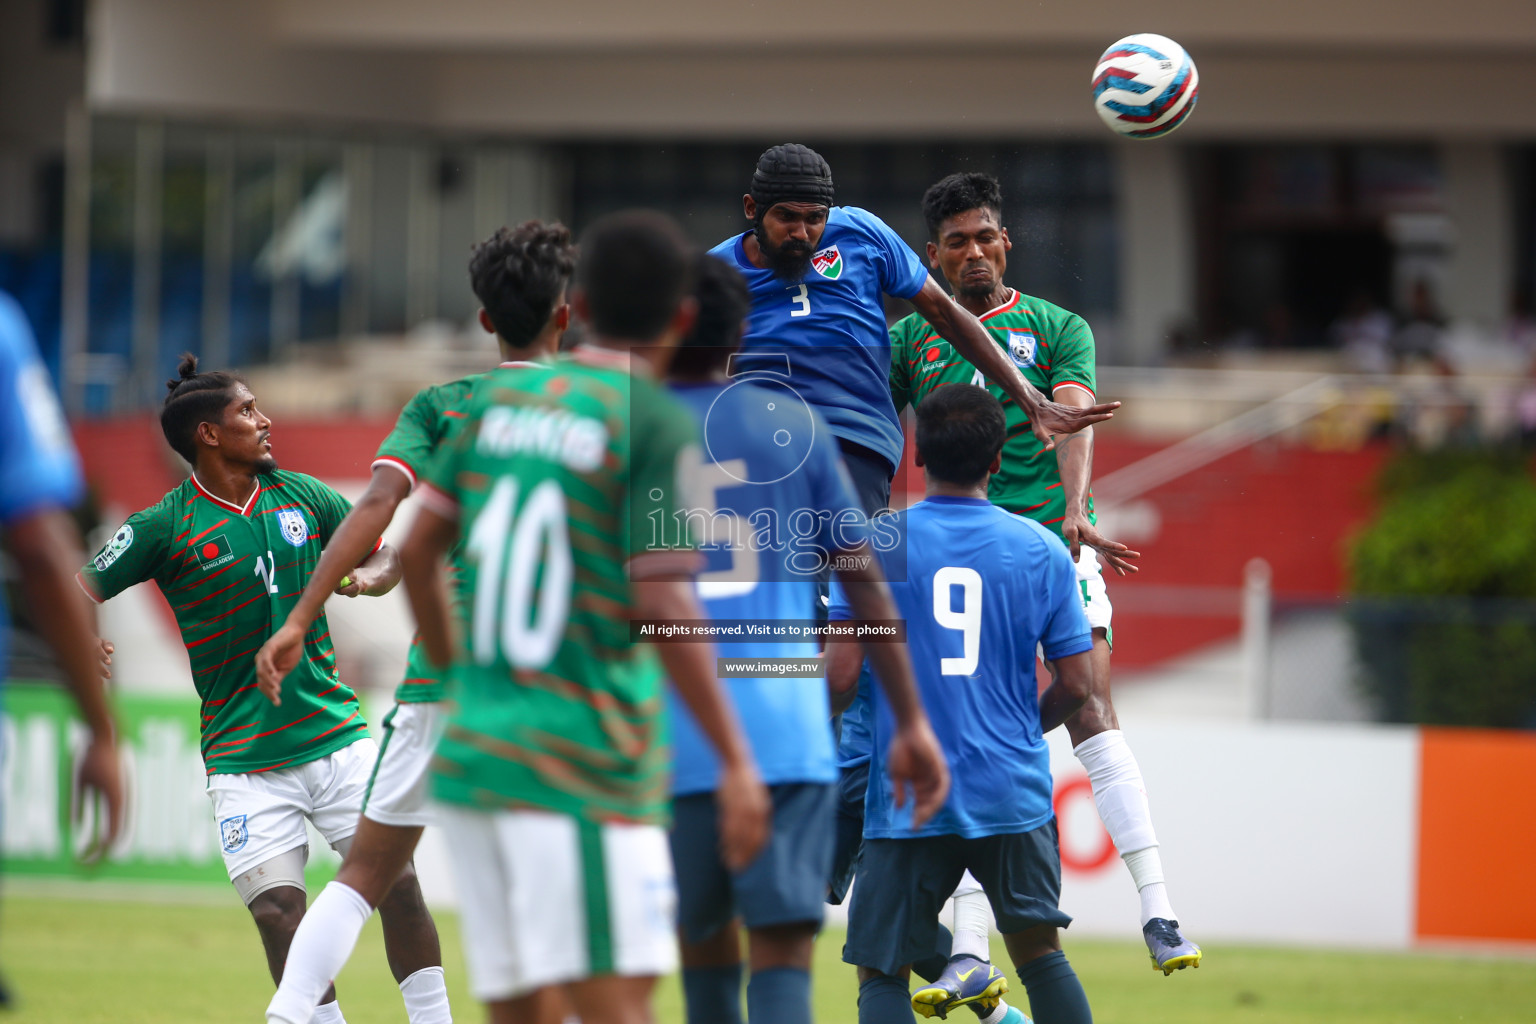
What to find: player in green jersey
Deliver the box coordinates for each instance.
[401,211,771,1024]
[891,175,1201,1005]
[78,355,442,1024]
[258,222,578,1024]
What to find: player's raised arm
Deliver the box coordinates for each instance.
[909,276,1118,449]
[1051,383,1140,576]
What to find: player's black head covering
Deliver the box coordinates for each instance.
[750,144,835,217]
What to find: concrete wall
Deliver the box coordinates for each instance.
[89,0,1536,138]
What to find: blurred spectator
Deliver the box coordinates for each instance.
[1330,289,1395,374]
[1391,279,1446,366]
[1514,355,1536,448]
[1400,355,1479,448]
[1504,287,1536,358]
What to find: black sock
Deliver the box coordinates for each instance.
[1016,949,1092,1024]
[682,964,743,1024]
[911,924,954,983]
[858,973,916,1024]
[747,967,811,1024]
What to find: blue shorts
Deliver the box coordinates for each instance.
[826,760,869,906]
[843,820,1074,977]
[670,782,837,943]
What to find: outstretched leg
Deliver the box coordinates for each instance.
[1057,629,1200,974]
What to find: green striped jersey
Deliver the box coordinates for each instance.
[889,289,1098,539]
[421,347,701,826]
[372,362,549,703]
[79,470,369,774]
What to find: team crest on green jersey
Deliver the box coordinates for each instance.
[811,245,843,280]
[1007,330,1038,368]
[277,508,309,547]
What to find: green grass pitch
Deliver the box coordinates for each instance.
[4,890,1534,1022]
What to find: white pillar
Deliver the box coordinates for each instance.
[1242,558,1273,721]
[1115,142,1195,365]
[1441,142,1512,328]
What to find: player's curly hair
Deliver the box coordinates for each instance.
[160,354,244,464]
[915,383,1006,487]
[922,172,1004,240]
[469,221,578,350]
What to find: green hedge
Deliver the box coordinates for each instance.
[1346,451,1536,728]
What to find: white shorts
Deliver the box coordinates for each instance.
[1077,544,1114,634]
[206,738,377,881]
[437,804,678,1001]
[362,702,443,828]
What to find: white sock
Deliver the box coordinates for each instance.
[976,1001,1008,1024]
[1073,730,1178,926]
[950,871,992,961]
[311,1002,347,1024]
[265,882,374,1024]
[399,966,453,1023]
[1123,848,1177,924]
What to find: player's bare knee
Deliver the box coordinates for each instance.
[1003,925,1061,967]
[747,920,817,971]
[247,884,305,938]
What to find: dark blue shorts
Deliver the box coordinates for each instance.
[843,820,1074,977]
[671,782,837,943]
[826,759,869,906]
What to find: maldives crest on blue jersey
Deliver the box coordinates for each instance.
[811,245,843,280]
[1007,330,1038,368]
[277,508,309,547]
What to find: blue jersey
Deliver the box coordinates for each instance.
[708,206,929,474]
[0,291,84,675]
[829,496,1092,839]
[666,377,866,795]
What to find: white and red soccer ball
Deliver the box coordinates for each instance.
[1092,33,1199,139]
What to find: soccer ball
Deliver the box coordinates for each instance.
[1091,33,1199,139]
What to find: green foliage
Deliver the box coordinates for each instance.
[1347,450,1536,726]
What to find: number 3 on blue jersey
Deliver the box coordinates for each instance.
[788,283,811,318]
[933,565,982,675]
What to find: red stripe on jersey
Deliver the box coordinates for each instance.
[198,590,267,626]
[187,517,230,546]
[201,721,256,742]
[305,709,364,745]
[919,368,948,386]
[978,291,1021,321]
[185,626,232,650]
[1040,515,1066,525]
[173,574,250,612]
[1011,500,1050,514]
[1046,482,1063,490]
[171,555,249,591]
[1053,381,1096,399]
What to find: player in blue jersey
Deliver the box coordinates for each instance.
[0,290,123,1005]
[707,143,1117,520]
[666,255,948,1024]
[829,384,1096,1024]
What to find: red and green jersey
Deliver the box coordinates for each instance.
[79,470,370,774]
[890,289,1098,540]
[421,347,701,826]
[371,362,550,704]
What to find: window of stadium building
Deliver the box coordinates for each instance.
[1192,144,1445,352]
